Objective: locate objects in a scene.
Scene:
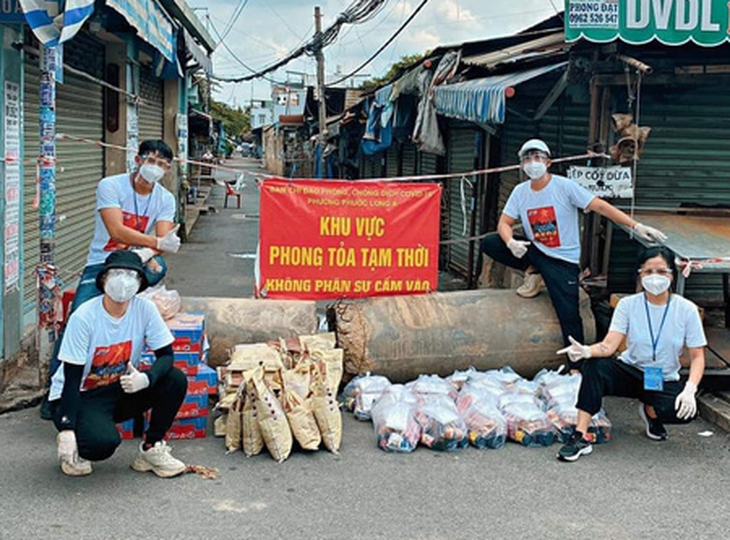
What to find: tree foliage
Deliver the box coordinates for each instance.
[210,100,251,138]
[359,53,425,90]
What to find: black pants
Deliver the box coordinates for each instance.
[481,233,584,347]
[577,357,693,424]
[53,368,187,461]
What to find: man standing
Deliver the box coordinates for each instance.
[41,140,182,418]
[51,251,187,477]
[481,139,666,369]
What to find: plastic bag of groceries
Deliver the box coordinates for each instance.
[340,373,392,421]
[371,385,421,453]
[456,386,506,449]
[245,367,292,463]
[414,395,468,451]
[481,366,523,390]
[447,367,479,391]
[461,371,502,394]
[407,374,458,402]
[137,284,181,320]
[501,399,555,447]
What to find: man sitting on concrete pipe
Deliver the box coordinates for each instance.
[480,138,666,370]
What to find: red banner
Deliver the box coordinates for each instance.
[259,178,441,300]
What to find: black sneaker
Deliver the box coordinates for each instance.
[557,431,593,462]
[638,404,667,441]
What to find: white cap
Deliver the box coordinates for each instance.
[518,139,551,158]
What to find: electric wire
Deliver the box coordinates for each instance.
[217,0,252,44]
[327,0,429,87]
[211,0,391,83]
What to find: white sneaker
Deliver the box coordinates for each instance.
[130,441,187,478]
[60,457,93,477]
[516,273,544,298]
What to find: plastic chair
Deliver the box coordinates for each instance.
[224,182,241,209]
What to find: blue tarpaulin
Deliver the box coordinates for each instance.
[433,62,568,125]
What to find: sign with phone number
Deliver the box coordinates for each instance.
[568,0,619,29]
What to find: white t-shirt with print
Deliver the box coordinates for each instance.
[610,293,707,381]
[503,174,595,264]
[49,296,174,400]
[86,173,176,266]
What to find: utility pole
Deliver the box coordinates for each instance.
[314,6,327,178]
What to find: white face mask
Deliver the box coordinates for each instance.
[138,163,165,183]
[642,274,671,296]
[104,269,141,303]
[523,161,547,180]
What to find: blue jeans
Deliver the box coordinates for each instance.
[47,255,167,381]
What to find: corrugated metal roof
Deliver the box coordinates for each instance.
[462,32,568,70]
[433,62,568,125]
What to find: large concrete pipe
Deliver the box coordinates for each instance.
[330,289,596,382]
[181,297,318,366]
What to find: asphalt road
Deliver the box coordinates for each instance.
[0,399,728,540]
[5,158,727,539]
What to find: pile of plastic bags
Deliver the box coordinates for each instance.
[219,333,344,463]
[340,367,611,453]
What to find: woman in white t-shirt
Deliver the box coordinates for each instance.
[555,247,706,462]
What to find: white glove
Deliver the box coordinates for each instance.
[57,430,78,464]
[156,225,181,254]
[675,381,698,420]
[633,222,667,243]
[557,336,592,363]
[120,364,150,394]
[132,247,156,264]
[507,238,531,259]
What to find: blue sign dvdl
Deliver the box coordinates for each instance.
[0,0,26,23]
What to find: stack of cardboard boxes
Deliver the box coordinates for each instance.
[117,312,217,440]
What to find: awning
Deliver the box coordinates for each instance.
[106,0,175,62]
[183,29,212,76]
[433,61,568,125]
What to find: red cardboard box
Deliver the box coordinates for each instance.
[166,312,205,343]
[117,419,135,440]
[176,394,208,419]
[165,416,207,440]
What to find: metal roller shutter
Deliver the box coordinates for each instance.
[362,154,382,179]
[402,143,417,177]
[23,38,105,313]
[446,126,480,277]
[608,84,730,300]
[138,67,164,142]
[385,144,399,178]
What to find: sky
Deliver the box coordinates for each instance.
[194,0,563,107]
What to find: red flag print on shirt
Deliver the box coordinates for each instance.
[104,211,150,251]
[83,340,132,390]
[527,206,561,248]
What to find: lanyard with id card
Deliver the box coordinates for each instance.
[643,294,671,392]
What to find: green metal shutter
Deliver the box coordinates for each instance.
[419,151,437,176]
[23,41,105,313]
[362,154,381,179]
[446,126,480,277]
[138,67,164,142]
[608,84,730,300]
[402,142,417,177]
[633,84,730,206]
[385,144,399,177]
